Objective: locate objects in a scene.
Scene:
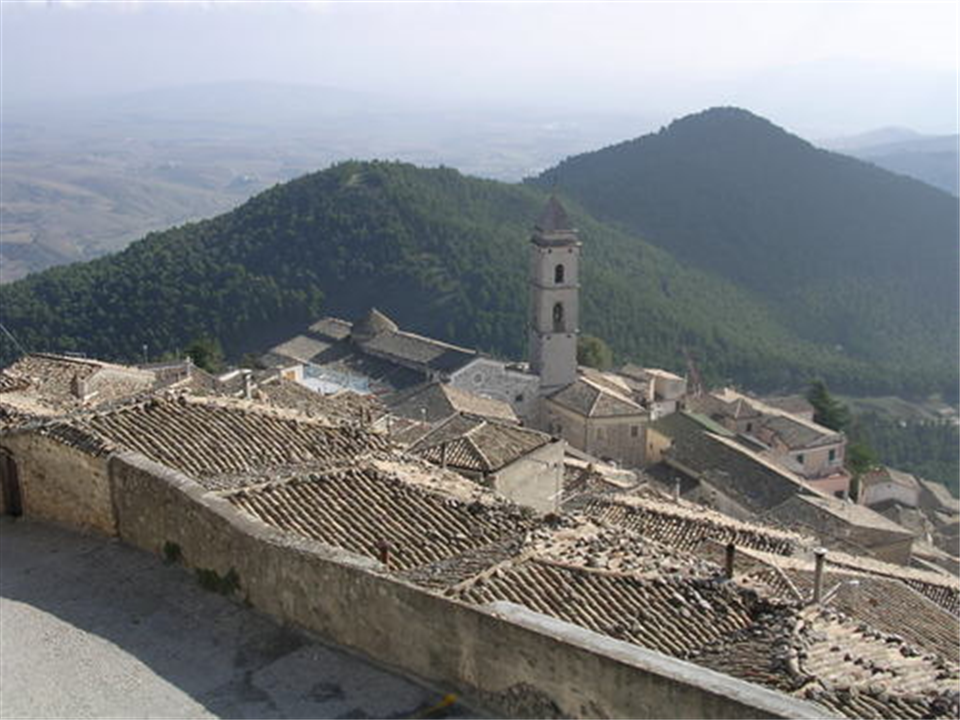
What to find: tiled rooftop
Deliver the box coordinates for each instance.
[35,396,393,488]
[226,462,536,571]
[410,415,553,474]
[575,493,806,556]
[387,382,518,424]
[0,353,156,415]
[547,376,645,418]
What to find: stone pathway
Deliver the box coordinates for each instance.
[0,518,475,719]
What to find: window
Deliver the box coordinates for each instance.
[796,453,805,465]
[473,372,483,384]
[745,422,753,433]
[552,302,565,332]
[514,393,524,403]
[829,449,837,462]
[554,264,565,284]
[630,425,639,438]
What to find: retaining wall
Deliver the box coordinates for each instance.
[107,451,831,719]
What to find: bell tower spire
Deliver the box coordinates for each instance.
[528,196,580,394]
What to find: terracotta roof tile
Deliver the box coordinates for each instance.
[227,463,536,571]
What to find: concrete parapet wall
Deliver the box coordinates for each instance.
[107,451,832,719]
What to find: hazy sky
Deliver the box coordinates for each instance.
[2,1,958,136]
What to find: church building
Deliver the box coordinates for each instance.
[526,197,677,468]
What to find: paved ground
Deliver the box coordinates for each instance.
[0,518,474,719]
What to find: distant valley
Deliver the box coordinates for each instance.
[0,82,659,282]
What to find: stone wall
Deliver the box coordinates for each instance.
[107,451,829,720]
[1,434,114,535]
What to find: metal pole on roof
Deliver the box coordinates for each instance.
[813,547,827,604]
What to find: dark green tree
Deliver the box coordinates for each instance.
[185,336,225,374]
[807,380,851,432]
[577,335,614,370]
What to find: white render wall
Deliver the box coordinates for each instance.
[449,358,541,423]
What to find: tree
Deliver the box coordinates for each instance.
[185,336,225,374]
[806,379,850,432]
[577,335,613,370]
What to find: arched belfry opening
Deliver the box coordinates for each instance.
[553,302,565,332]
[554,264,565,284]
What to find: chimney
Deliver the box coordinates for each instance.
[242,371,254,400]
[440,441,448,469]
[673,479,681,503]
[813,548,827,604]
[375,540,391,567]
[71,373,89,401]
[725,542,736,579]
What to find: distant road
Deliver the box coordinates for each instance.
[0,518,474,719]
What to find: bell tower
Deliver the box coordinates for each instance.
[528,196,580,394]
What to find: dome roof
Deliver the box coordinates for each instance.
[351,307,398,342]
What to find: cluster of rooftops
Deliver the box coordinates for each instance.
[1,349,958,720]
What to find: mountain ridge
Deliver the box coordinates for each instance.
[2,108,956,399]
[529,107,958,396]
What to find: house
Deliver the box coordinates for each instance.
[644,410,824,521]
[760,394,815,422]
[859,466,921,508]
[409,414,563,513]
[386,380,519,425]
[0,353,156,419]
[687,389,850,498]
[765,494,916,565]
[542,373,648,468]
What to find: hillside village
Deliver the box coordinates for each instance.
[1,198,958,719]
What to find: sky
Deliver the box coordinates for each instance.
[2,1,958,137]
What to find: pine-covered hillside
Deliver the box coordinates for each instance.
[530,107,959,399]
[0,160,906,394]
[2,136,956,397]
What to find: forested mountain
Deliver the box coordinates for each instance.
[529,108,959,400]
[0,160,911,395]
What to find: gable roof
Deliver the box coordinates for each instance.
[358,328,477,374]
[788,495,915,536]
[26,395,393,489]
[410,415,552,473]
[227,462,535,572]
[0,353,156,415]
[577,492,807,557]
[652,413,821,513]
[861,466,921,491]
[548,376,645,418]
[387,382,517,424]
[762,395,815,418]
[918,477,960,512]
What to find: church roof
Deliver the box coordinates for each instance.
[351,307,399,342]
[535,196,574,233]
[387,381,518,424]
[548,377,645,418]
